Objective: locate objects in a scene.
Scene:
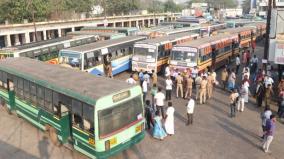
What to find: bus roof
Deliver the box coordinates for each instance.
[82,26,138,31]
[0,57,135,105]
[175,33,238,48]
[135,32,199,45]
[67,31,125,37]
[218,26,256,34]
[62,36,146,54]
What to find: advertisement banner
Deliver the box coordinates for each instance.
[275,42,284,64]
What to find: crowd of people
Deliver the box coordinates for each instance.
[125,48,284,152]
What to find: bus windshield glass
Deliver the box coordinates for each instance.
[59,51,81,69]
[133,46,156,62]
[98,96,143,137]
[171,50,197,63]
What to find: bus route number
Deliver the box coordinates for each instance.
[112,91,130,103]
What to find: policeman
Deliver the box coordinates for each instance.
[176,73,183,98]
[207,73,214,99]
[185,75,193,99]
[199,76,207,104]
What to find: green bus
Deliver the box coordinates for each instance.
[0,57,145,159]
[81,27,139,36]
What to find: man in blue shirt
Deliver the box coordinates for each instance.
[262,114,276,153]
[138,70,144,86]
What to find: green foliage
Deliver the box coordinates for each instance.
[187,0,238,8]
[147,0,165,13]
[104,0,140,15]
[242,0,251,14]
[164,0,182,12]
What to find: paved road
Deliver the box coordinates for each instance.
[0,44,284,159]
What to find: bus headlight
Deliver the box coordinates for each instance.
[105,140,110,151]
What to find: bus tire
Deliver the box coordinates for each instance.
[47,126,61,146]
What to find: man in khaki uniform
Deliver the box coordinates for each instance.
[185,75,194,99]
[195,74,202,100]
[199,76,207,104]
[221,68,228,90]
[152,70,157,86]
[207,73,214,99]
[176,73,183,98]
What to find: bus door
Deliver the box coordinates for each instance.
[59,102,72,144]
[102,53,112,77]
[7,79,15,111]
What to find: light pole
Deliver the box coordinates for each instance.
[263,0,273,72]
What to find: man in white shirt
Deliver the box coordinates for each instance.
[143,71,150,85]
[236,55,240,74]
[191,66,198,86]
[126,75,136,84]
[165,65,170,77]
[155,87,166,119]
[165,76,173,100]
[142,79,148,102]
[264,75,274,88]
[251,55,259,74]
[186,97,195,125]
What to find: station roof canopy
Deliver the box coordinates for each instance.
[219,26,256,34]
[0,57,135,105]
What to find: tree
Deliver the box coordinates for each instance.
[187,0,238,9]
[242,0,251,14]
[104,0,140,15]
[164,0,182,12]
[147,0,164,13]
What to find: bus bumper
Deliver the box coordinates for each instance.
[96,131,145,159]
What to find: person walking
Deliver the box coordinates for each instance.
[195,74,202,100]
[165,76,173,101]
[164,102,175,136]
[207,73,214,99]
[228,69,236,91]
[185,75,193,99]
[236,55,241,74]
[143,71,150,86]
[142,79,148,102]
[152,70,158,86]
[186,97,195,125]
[256,80,265,107]
[238,84,246,112]
[199,76,207,104]
[152,111,167,140]
[230,89,239,118]
[126,74,137,84]
[221,68,228,90]
[262,114,276,153]
[260,107,272,139]
[155,87,166,119]
[191,66,199,87]
[151,84,158,109]
[265,84,274,107]
[165,65,170,78]
[251,54,259,74]
[176,73,184,98]
[145,100,154,130]
[138,70,144,86]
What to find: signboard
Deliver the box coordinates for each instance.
[101,48,109,55]
[134,44,156,49]
[112,91,130,103]
[275,42,284,64]
[172,47,198,53]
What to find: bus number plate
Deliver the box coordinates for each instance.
[88,138,95,145]
[135,125,142,133]
[110,137,117,146]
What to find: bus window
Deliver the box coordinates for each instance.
[30,82,37,106]
[0,71,3,87]
[17,77,24,99]
[52,91,60,116]
[44,88,53,112]
[23,80,30,101]
[83,103,94,133]
[36,85,44,107]
[72,99,83,129]
[2,72,7,89]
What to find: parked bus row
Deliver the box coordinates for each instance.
[0,35,99,63]
[0,57,144,159]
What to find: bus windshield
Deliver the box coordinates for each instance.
[98,96,143,137]
[133,47,156,62]
[171,50,197,63]
[59,51,81,69]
